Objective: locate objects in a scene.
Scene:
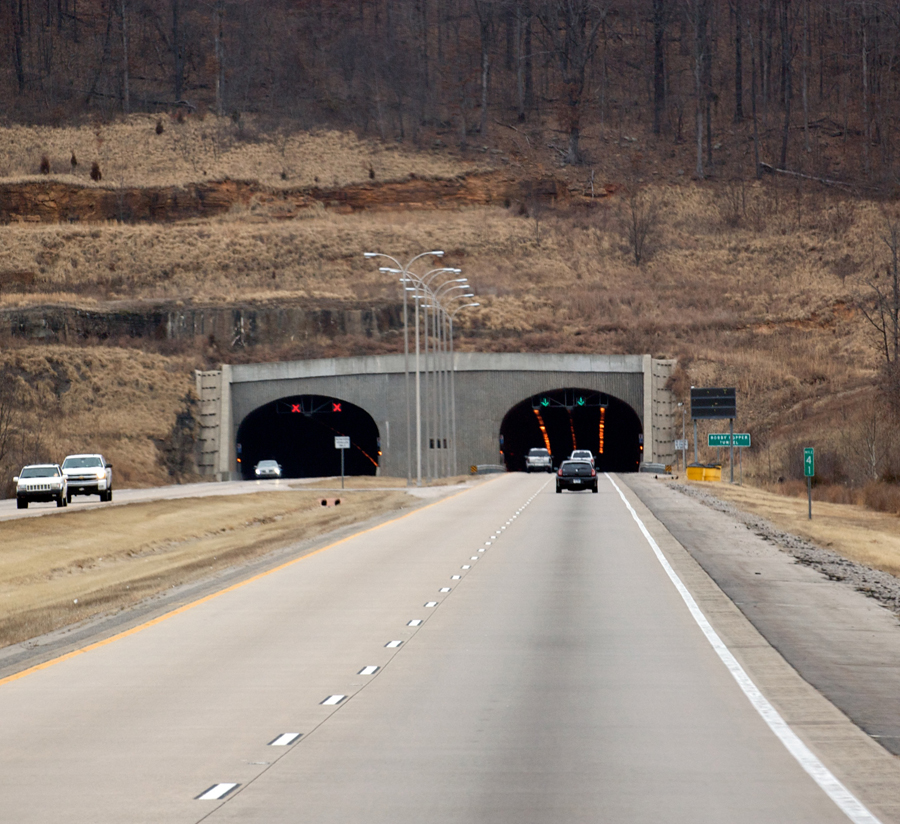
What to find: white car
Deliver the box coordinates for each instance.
[14,464,68,509]
[254,459,282,479]
[61,453,113,502]
[569,449,595,466]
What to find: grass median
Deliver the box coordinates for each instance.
[0,489,416,649]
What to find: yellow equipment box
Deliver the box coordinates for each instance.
[686,464,722,482]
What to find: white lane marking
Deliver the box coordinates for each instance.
[452,575,461,580]
[439,587,451,593]
[605,474,883,824]
[321,695,346,705]
[424,601,438,608]
[462,565,471,569]
[485,541,492,545]
[470,556,479,560]
[197,783,239,800]
[408,619,423,627]
[358,666,380,675]
[269,733,302,746]
[385,640,403,648]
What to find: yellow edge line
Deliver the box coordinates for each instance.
[0,478,498,688]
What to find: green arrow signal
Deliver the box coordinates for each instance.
[540,398,550,407]
[576,397,585,407]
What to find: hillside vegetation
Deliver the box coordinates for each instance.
[1,0,900,504]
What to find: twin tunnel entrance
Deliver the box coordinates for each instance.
[236,388,642,480]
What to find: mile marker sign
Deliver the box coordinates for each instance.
[804,447,814,520]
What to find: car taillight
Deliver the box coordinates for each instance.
[557,468,563,476]
[591,468,596,476]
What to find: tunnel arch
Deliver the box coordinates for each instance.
[499,388,643,473]
[236,394,380,480]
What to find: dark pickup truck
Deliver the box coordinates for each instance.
[556,460,598,493]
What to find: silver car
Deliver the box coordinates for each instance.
[254,459,282,479]
[15,464,68,509]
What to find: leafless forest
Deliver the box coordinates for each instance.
[3,0,900,185]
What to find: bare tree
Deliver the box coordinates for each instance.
[858,212,900,411]
[619,185,663,266]
[536,0,608,164]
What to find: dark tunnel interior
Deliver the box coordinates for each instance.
[236,395,380,479]
[499,388,643,473]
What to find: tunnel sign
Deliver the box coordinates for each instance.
[332,402,342,412]
[540,397,550,408]
[576,396,586,407]
[335,436,350,449]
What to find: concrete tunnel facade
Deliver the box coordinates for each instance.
[195,353,678,480]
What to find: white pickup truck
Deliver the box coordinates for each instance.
[62,453,113,502]
[524,447,553,473]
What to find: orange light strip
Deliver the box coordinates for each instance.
[598,407,605,455]
[532,408,552,452]
[568,411,577,451]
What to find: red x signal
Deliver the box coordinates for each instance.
[332,402,342,412]
[291,404,301,413]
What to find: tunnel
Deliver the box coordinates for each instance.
[499,388,643,473]
[236,395,380,479]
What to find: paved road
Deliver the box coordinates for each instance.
[0,477,448,521]
[0,474,891,822]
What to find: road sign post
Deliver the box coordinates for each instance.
[804,447,814,520]
[335,436,350,489]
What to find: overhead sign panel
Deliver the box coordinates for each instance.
[691,387,736,420]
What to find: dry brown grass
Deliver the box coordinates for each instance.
[0,488,415,648]
[686,480,900,579]
[1,344,198,488]
[0,115,485,188]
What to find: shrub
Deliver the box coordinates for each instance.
[862,481,900,515]
[90,161,101,181]
[39,155,50,175]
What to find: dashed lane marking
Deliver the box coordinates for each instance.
[268,733,302,746]
[197,783,239,801]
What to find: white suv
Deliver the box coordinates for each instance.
[14,464,68,509]
[61,454,113,502]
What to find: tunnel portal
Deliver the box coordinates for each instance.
[499,388,643,473]
[236,395,380,479]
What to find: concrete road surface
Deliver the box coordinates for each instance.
[0,473,897,823]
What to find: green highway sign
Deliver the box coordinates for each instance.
[708,433,751,448]
[804,447,815,477]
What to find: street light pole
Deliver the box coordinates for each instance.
[364,250,444,487]
[448,301,479,476]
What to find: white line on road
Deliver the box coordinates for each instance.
[424,602,438,608]
[605,473,883,824]
[358,666,380,675]
[268,733,302,746]
[321,695,346,706]
[385,640,402,648]
[407,619,423,627]
[439,588,451,593]
[451,575,461,580]
[197,783,239,800]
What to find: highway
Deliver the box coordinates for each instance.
[0,473,892,823]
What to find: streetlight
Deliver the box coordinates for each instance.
[430,284,473,477]
[364,250,443,487]
[400,265,461,483]
[447,300,479,476]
